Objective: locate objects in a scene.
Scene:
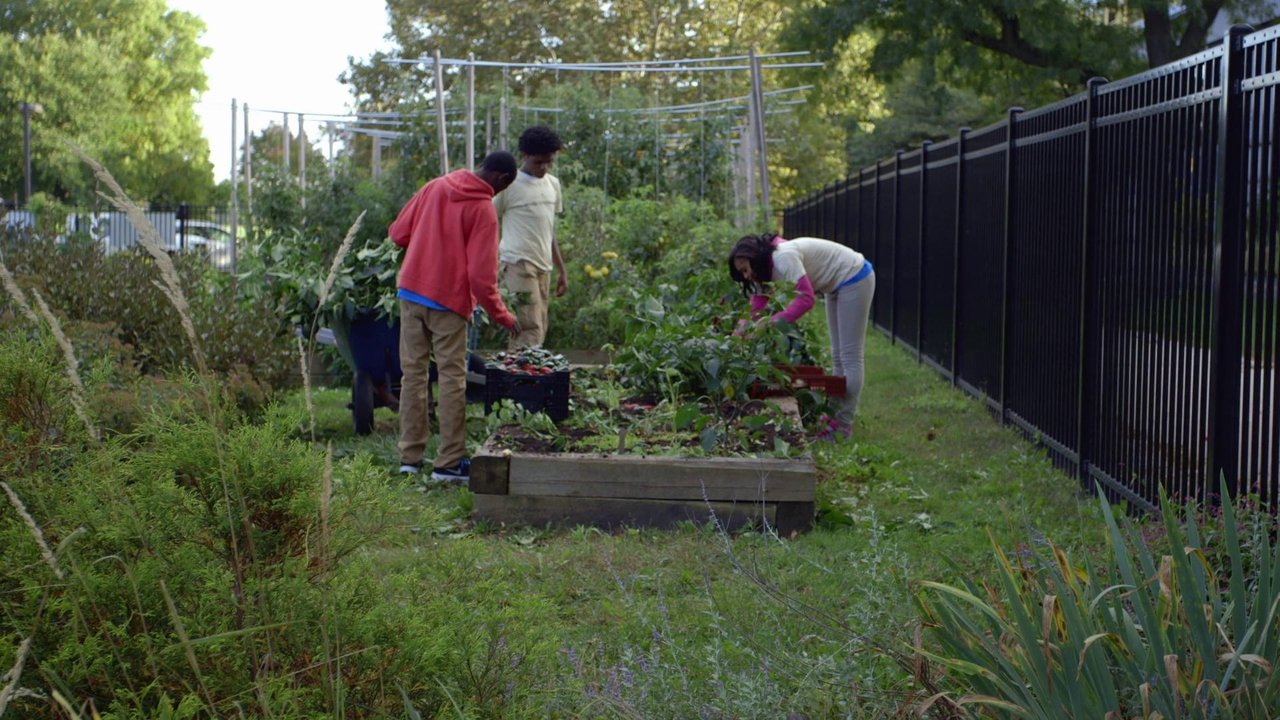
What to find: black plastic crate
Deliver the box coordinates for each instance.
[483,368,571,421]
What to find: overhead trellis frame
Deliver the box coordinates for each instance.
[381,51,822,217]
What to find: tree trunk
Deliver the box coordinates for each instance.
[1144,1,1226,68]
[1143,5,1177,67]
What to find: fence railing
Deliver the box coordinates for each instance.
[783,25,1279,512]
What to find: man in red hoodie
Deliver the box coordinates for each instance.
[390,151,521,482]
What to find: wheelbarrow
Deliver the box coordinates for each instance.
[330,310,402,435]
[328,309,488,436]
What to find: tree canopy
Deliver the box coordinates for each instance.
[1,0,215,206]
[781,0,1272,174]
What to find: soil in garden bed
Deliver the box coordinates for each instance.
[487,397,808,456]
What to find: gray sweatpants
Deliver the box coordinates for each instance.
[824,271,876,435]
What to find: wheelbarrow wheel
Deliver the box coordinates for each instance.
[352,370,376,435]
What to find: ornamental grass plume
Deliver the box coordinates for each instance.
[0,257,39,325]
[300,210,365,441]
[297,334,317,441]
[316,211,366,312]
[28,289,98,442]
[1,481,64,581]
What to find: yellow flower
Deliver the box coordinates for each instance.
[584,263,596,274]
[600,266,610,277]
[601,251,618,261]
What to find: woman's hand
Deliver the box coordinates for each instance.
[733,316,769,337]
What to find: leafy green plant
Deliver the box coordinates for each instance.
[914,485,1280,718]
[612,283,811,403]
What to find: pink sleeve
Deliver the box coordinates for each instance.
[749,294,769,318]
[771,275,815,323]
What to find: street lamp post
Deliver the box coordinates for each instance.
[21,102,43,204]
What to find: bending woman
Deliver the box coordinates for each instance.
[727,233,875,438]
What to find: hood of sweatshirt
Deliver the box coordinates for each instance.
[441,169,496,203]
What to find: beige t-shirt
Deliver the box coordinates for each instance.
[771,237,865,294]
[495,171,562,272]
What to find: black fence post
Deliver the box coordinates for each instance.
[872,161,881,332]
[951,128,969,386]
[176,203,190,252]
[855,168,864,250]
[1207,25,1251,498]
[918,140,932,363]
[891,149,903,343]
[1077,78,1107,486]
[999,108,1023,425]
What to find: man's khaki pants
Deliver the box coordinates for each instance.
[501,259,549,349]
[398,300,468,469]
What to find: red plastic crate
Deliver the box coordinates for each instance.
[748,365,846,398]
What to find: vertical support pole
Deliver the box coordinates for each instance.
[918,140,932,362]
[1208,25,1251,496]
[485,104,493,156]
[603,115,612,198]
[951,128,970,386]
[372,137,382,180]
[243,103,253,213]
[229,99,239,274]
[653,91,661,200]
[466,53,476,170]
[327,120,335,181]
[499,69,510,150]
[21,103,34,204]
[743,113,756,222]
[434,49,450,173]
[748,48,771,223]
[298,113,307,207]
[282,112,290,172]
[891,149,902,343]
[1077,78,1107,484]
[999,108,1023,424]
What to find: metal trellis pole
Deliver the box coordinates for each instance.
[282,112,290,172]
[243,102,252,213]
[434,49,449,173]
[230,98,239,274]
[749,48,771,223]
[467,52,476,170]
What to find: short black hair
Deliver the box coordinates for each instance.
[480,150,517,175]
[518,126,563,155]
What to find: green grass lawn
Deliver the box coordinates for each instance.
[282,332,1104,717]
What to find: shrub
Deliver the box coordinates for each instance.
[0,330,82,475]
[914,486,1280,718]
[0,389,408,717]
[0,235,296,401]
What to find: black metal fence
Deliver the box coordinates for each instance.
[2,205,237,270]
[783,25,1279,512]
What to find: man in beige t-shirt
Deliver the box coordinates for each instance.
[495,125,567,348]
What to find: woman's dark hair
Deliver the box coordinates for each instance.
[518,125,563,155]
[727,233,777,298]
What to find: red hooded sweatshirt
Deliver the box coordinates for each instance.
[389,169,516,328]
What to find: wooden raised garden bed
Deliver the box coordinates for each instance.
[469,398,816,535]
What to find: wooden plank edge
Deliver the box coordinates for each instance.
[472,494,785,533]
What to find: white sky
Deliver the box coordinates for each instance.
[167,0,395,183]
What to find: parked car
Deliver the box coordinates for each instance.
[171,220,235,270]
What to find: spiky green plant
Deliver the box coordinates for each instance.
[914,484,1280,718]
